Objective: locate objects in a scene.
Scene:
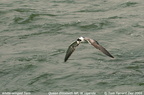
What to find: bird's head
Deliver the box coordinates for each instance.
[77,36,85,42]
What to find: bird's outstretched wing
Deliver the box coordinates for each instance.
[64,41,80,62]
[85,37,114,58]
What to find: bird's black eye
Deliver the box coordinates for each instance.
[77,39,81,41]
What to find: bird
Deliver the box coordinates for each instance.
[64,36,114,62]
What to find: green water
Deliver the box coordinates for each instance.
[0,0,144,95]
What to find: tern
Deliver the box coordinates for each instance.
[64,37,114,62]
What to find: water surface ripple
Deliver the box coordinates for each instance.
[0,0,144,94]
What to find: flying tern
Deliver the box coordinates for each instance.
[64,37,114,62]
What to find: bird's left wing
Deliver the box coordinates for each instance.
[64,41,80,62]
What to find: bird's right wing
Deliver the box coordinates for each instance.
[64,41,80,62]
[84,37,114,58]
